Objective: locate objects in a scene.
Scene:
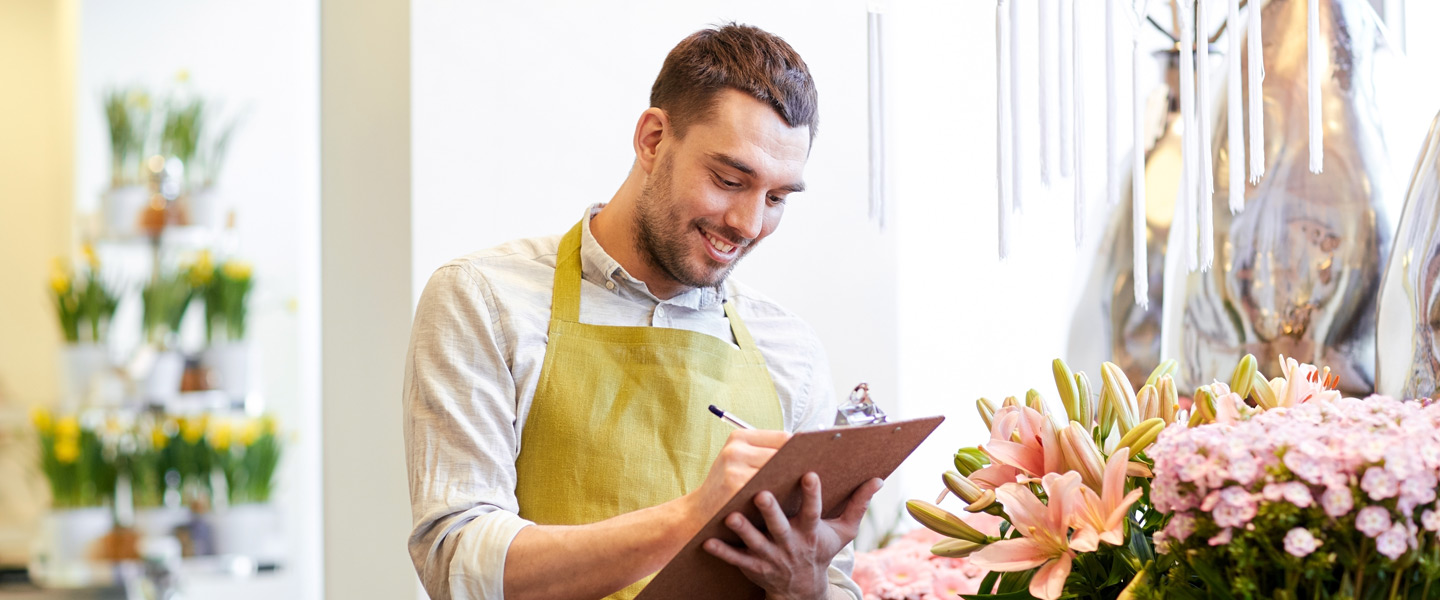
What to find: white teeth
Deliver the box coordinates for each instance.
[706,232,734,253]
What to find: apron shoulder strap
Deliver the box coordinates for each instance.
[550,220,585,323]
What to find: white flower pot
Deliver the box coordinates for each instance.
[132,506,190,540]
[32,507,112,567]
[101,185,150,237]
[59,344,109,409]
[145,350,185,403]
[208,503,278,559]
[204,342,250,401]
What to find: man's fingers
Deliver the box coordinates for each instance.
[797,472,823,525]
[834,478,885,527]
[755,491,792,538]
[725,512,777,560]
[703,538,767,574]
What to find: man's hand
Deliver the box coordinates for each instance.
[703,472,884,600]
[689,429,793,518]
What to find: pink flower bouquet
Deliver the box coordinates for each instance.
[1147,392,1440,598]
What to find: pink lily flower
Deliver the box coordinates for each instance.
[971,472,1084,600]
[1273,355,1341,407]
[1071,447,1145,551]
[980,406,1064,481]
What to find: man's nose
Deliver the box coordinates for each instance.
[724,195,767,241]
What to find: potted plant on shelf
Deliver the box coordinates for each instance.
[123,414,188,543]
[100,88,151,237]
[141,269,194,404]
[49,247,119,408]
[208,415,283,558]
[29,409,117,571]
[200,257,253,403]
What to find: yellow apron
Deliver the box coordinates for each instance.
[514,220,784,599]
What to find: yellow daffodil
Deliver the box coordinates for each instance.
[151,425,169,450]
[55,416,80,439]
[211,421,233,451]
[81,243,99,269]
[221,260,253,282]
[239,419,262,447]
[54,438,80,464]
[180,416,207,444]
[175,69,190,83]
[188,250,215,286]
[50,272,71,295]
[127,90,151,110]
[30,406,52,434]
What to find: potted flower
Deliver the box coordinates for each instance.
[208,415,283,558]
[100,88,151,237]
[30,408,117,569]
[50,248,119,408]
[141,268,195,403]
[199,257,253,402]
[122,414,188,541]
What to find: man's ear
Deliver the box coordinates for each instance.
[633,107,668,176]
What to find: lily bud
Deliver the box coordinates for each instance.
[976,398,999,431]
[1116,417,1166,455]
[1145,359,1178,388]
[1230,354,1257,399]
[1075,371,1096,428]
[1101,362,1139,436]
[1058,422,1106,491]
[1097,382,1115,442]
[1136,384,1160,421]
[943,471,996,511]
[953,447,988,477]
[1251,370,1278,410]
[931,538,986,558]
[1126,461,1155,478]
[1053,359,1080,422]
[1002,396,1021,408]
[1188,388,1216,427]
[1025,389,1049,416]
[906,500,988,543]
[1157,375,1178,424]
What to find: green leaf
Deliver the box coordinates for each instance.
[978,570,1001,595]
[996,569,1036,594]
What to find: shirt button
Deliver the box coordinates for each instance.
[654,306,665,318]
[605,281,616,290]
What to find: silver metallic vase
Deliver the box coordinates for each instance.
[1168,0,1391,396]
[1376,111,1440,399]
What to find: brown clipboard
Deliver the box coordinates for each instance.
[634,415,945,600]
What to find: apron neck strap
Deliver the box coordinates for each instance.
[551,218,759,352]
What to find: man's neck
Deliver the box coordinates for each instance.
[589,174,689,301]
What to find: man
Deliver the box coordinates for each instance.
[403,23,881,600]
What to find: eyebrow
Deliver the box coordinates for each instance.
[708,152,806,193]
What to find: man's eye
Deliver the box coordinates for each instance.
[768,195,786,205]
[714,174,741,188]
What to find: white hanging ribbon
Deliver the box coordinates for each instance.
[1308,0,1324,173]
[1247,0,1266,183]
[867,4,888,228]
[1106,0,1122,206]
[999,0,1014,259]
[1011,0,1025,213]
[1129,0,1153,306]
[1178,0,1199,272]
[1196,0,1215,270]
[1073,0,1086,246]
[1227,0,1245,213]
[1060,0,1076,179]
[1040,0,1059,186]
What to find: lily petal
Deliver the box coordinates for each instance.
[971,537,1051,571]
[1030,552,1075,600]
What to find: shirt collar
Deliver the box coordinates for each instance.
[578,203,726,310]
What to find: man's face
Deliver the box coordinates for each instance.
[633,89,810,292]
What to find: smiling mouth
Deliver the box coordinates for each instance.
[701,227,742,259]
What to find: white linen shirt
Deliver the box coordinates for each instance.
[402,205,860,600]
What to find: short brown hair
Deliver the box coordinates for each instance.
[650,23,818,144]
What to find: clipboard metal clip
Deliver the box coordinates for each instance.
[834,382,888,427]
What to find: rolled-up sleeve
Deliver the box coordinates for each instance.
[403,264,532,600]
